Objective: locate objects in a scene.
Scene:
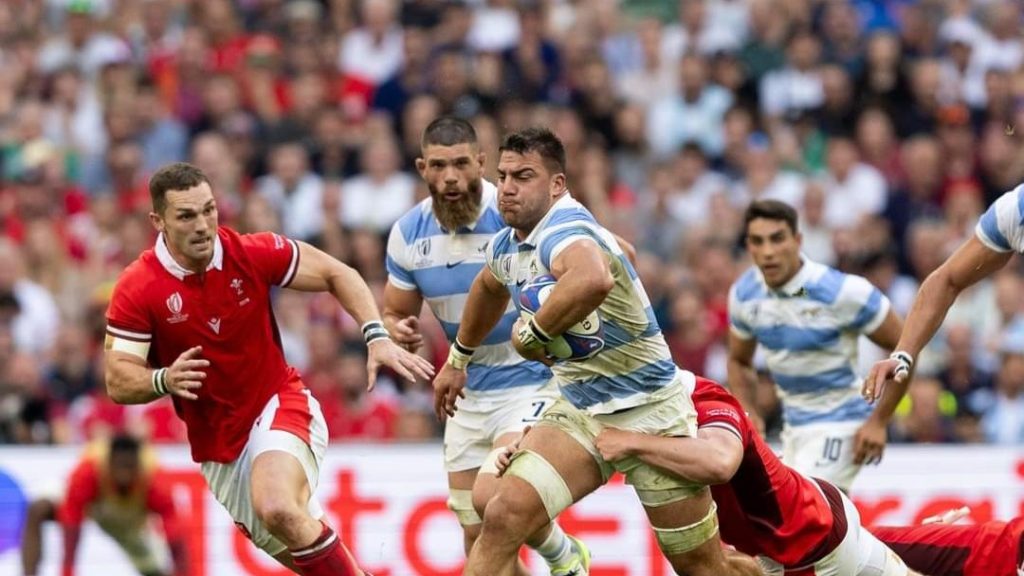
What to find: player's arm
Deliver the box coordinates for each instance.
[865,235,1012,399]
[20,498,57,576]
[104,346,207,404]
[856,308,905,465]
[382,282,425,352]
[287,241,434,386]
[595,427,744,485]
[434,269,511,419]
[726,332,764,435]
[533,239,614,337]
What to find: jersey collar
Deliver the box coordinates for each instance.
[517,191,575,248]
[155,232,224,280]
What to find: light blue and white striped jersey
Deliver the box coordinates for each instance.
[386,181,550,394]
[977,184,1024,253]
[485,193,685,414]
[728,258,890,427]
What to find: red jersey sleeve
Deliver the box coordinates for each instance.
[693,380,750,444]
[58,460,100,527]
[105,268,153,344]
[239,231,301,287]
[145,471,182,540]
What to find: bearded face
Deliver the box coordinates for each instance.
[430,176,482,231]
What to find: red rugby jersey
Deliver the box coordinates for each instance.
[693,378,845,566]
[106,227,301,462]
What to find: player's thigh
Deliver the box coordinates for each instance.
[784,424,861,492]
[500,412,605,525]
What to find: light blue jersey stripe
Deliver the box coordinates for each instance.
[772,365,858,394]
[560,358,678,409]
[467,361,550,392]
[785,395,872,426]
[439,312,518,347]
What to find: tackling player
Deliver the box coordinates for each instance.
[432,128,761,576]
[588,379,920,576]
[20,434,187,576]
[103,163,433,575]
[383,117,586,575]
[867,184,1024,426]
[873,509,1024,576]
[727,200,904,491]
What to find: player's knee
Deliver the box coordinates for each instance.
[480,489,537,539]
[252,493,306,534]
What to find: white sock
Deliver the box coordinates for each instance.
[533,523,574,567]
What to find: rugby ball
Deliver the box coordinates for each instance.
[518,274,605,361]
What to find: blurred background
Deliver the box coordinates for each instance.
[1,0,1024,451]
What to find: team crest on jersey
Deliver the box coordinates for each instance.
[208,317,221,334]
[499,255,514,280]
[166,292,188,324]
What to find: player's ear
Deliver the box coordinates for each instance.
[148,211,165,233]
[476,151,486,170]
[549,171,566,196]
[415,157,427,178]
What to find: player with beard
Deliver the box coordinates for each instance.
[383,117,589,575]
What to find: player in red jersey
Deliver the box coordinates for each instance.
[871,507,1024,576]
[103,163,434,575]
[20,434,188,576]
[587,378,921,575]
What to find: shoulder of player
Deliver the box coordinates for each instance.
[730,266,766,303]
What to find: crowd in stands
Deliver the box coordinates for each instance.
[2,0,1024,446]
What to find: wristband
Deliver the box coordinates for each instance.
[152,368,169,396]
[448,338,476,370]
[515,318,550,351]
[361,320,391,345]
[890,351,913,377]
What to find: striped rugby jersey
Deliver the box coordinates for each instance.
[728,258,891,427]
[977,184,1024,253]
[386,181,550,394]
[485,193,686,414]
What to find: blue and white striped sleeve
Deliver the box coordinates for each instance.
[385,220,417,291]
[537,224,606,270]
[975,187,1024,253]
[727,285,754,340]
[838,274,891,334]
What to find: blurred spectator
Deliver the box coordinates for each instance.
[759,29,824,125]
[981,323,1024,444]
[646,53,733,158]
[0,239,60,358]
[891,377,959,444]
[819,135,887,231]
[255,141,324,242]
[338,136,414,233]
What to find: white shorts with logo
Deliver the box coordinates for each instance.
[758,487,909,576]
[444,382,560,472]
[201,388,329,556]
[782,421,864,492]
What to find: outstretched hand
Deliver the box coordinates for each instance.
[366,339,435,391]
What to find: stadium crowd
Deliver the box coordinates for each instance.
[1,0,1024,446]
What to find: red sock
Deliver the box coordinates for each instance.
[290,522,361,576]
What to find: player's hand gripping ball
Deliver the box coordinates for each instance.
[518,274,605,361]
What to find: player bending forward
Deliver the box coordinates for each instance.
[104,163,433,575]
[21,434,188,576]
[432,127,762,576]
[504,379,919,575]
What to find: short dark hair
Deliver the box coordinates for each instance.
[149,162,210,215]
[421,116,477,149]
[499,127,566,174]
[743,199,799,235]
[109,433,141,459]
